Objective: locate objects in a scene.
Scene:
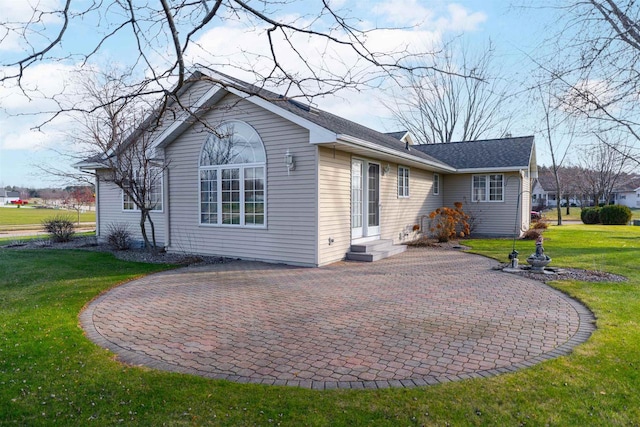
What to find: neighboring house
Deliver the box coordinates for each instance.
[0,191,20,205]
[612,187,640,208]
[76,70,537,267]
[531,178,550,210]
[611,178,640,208]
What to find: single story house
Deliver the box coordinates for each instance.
[0,191,20,205]
[77,70,537,267]
[611,180,640,208]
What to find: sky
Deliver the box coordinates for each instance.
[0,0,556,188]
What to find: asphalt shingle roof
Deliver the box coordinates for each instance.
[412,136,534,170]
[206,71,452,168]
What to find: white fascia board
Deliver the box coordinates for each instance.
[455,166,527,174]
[154,84,226,149]
[223,87,338,143]
[336,134,456,172]
[73,161,107,170]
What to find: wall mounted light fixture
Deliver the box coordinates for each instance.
[382,164,391,176]
[284,149,295,175]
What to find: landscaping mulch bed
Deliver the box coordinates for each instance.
[2,235,629,283]
[2,235,228,266]
[497,264,627,284]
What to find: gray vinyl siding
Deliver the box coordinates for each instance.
[318,147,352,265]
[380,165,443,243]
[442,172,522,237]
[317,149,444,265]
[148,80,216,154]
[165,94,318,266]
[95,171,166,246]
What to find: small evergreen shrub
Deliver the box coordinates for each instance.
[42,215,75,242]
[106,222,133,250]
[599,205,632,225]
[581,207,601,224]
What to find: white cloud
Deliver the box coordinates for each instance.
[436,4,487,32]
[372,0,434,27]
[0,0,62,21]
[0,62,80,154]
[0,62,76,113]
[372,1,486,32]
[0,124,59,151]
[0,0,64,52]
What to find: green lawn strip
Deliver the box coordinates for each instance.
[0,232,96,246]
[1,226,640,425]
[543,207,640,222]
[0,206,96,228]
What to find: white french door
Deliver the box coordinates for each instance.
[351,159,380,240]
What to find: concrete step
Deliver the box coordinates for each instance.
[349,239,394,253]
[346,242,406,262]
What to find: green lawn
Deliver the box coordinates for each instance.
[1,225,640,425]
[0,206,95,230]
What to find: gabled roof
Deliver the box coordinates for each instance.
[612,175,640,193]
[202,70,451,170]
[385,131,409,140]
[412,136,535,171]
[77,68,536,175]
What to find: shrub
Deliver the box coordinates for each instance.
[522,228,542,240]
[428,202,471,242]
[599,204,632,225]
[42,215,75,242]
[531,219,548,230]
[581,207,601,224]
[106,222,133,250]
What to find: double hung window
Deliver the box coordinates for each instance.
[398,166,410,197]
[122,169,163,211]
[472,174,503,202]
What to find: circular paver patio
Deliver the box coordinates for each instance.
[80,248,595,389]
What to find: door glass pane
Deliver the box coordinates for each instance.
[351,161,363,229]
[368,164,380,227]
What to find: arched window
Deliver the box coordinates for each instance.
[199,121,266,226]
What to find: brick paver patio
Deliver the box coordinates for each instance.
[80,248,595,389]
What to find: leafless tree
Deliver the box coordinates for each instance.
[0,0,460,129]
[538,0,640,164]
[385,41,515,144]
[576,136,631,205]
[538,84,577,225]
[69,71,167,250]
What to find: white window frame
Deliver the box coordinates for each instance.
[398,166,410,198]
[198,120,267,228]
[199,164,266,228]
[121,171,164,212]
[472,174,504,202]
[433,173,440,195]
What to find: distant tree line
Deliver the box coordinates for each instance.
[3,185,94,207]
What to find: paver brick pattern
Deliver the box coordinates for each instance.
[80,248,594,389]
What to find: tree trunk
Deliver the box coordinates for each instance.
[139,210,152,250]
